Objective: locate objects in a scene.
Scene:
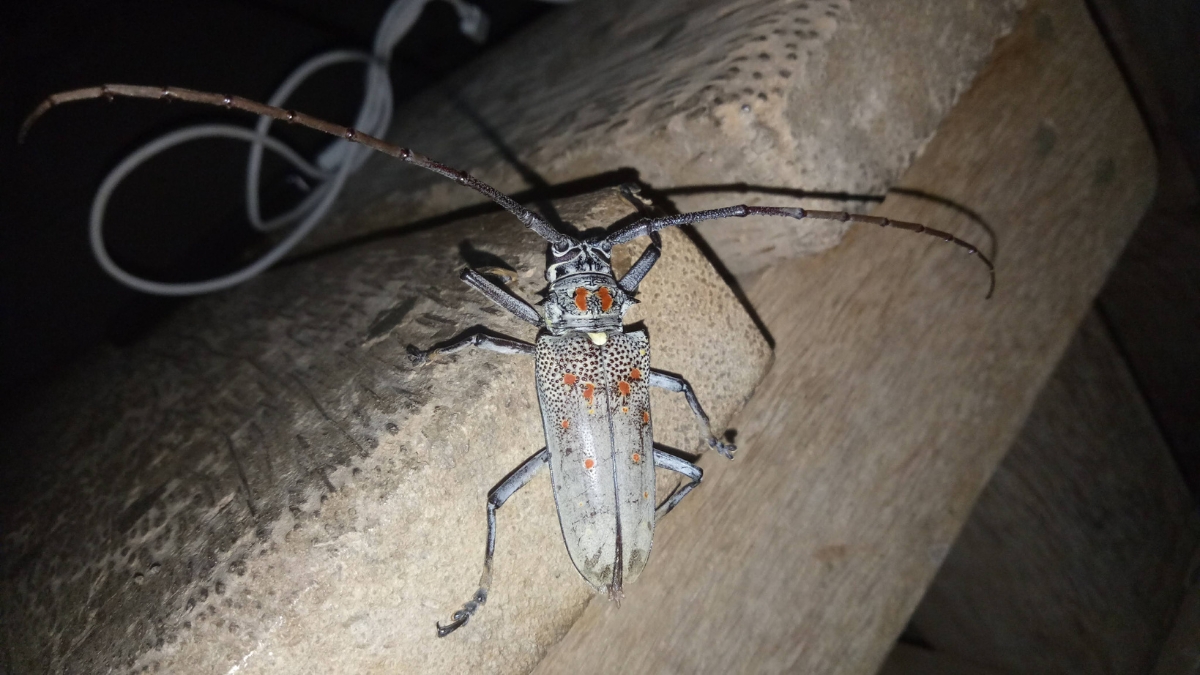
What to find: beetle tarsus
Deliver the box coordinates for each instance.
[436,587,488,638]
[406,345,430,366]
[710,437,737,460]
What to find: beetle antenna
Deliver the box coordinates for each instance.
[19,84,576,250]
[605,204,995,299]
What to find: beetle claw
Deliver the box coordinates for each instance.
[436,613,469,637]
[406,345,430,365]
[436,586,488,637]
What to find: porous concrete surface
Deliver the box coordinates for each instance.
[0,189,770,673]
[313,0,1022,280]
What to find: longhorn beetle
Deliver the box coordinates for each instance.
[21,84,995,637]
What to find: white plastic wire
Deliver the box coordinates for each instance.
[90,0,493,296]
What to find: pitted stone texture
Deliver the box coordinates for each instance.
[314,0,1022,279]
[0,189,770,674]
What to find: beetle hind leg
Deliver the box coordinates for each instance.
[652,447,704,521]
[648,370,737,459]
[436,446,550,637]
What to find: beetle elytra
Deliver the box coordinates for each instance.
[21,84,995,637]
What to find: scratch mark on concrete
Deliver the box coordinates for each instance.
[290,374,368,458]
[226,436,258,519]
[250,422,275,484]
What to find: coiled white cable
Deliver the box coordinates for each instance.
[91,0,493,296]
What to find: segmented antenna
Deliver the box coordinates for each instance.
[21,84,994,298]
[605,204,995,298]
[19,84,576,251]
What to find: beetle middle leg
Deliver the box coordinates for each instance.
[653,447,703,521]
[437,446,551,638]
[406,331,532,365]
[408,266,543,364]
[648,370,736,459]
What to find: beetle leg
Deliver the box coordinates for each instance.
[648,370,736,459]
[617,231,662,293]
[437,446,550,638]
[461,268,544,327]
[407,331,533,365]
[653,447,703,521]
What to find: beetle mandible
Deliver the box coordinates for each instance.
[20,84,995,637]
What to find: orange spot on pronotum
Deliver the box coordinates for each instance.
[582,382,595,404]
[631,452,641,464]
[561,419,570,429]
[617,381,631,397]
[629,368,642,381]
[597,286,613,312]
[584,458,595,470]
[642,410,650,424]
[563,373,577,386]
[574,287,589,312]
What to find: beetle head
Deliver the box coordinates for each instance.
[545,239,612,282]
[543,239,634,334]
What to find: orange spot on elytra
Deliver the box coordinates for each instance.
[582,382,595,404]
[584,458,595,470]
[597,286,613,312]
[629,368,642,381]
[563,373,577,386]
[561,419,570,429]
[632,452,641,463]
[574,287,589,312]
[617,381,631,397]
[642,411,650,424]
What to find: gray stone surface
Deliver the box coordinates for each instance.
[0,189,770,673]
[313,0,1022,280]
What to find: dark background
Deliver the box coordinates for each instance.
[1,0,552,392]
[2,0,1197,493]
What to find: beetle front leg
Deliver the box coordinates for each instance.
[437,446,550,638]
[648,370,736,459]
[653,447,703,521]
[460,268,545,327]
[407,331,533,365]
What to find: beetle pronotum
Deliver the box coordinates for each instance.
[21,84,994,637]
